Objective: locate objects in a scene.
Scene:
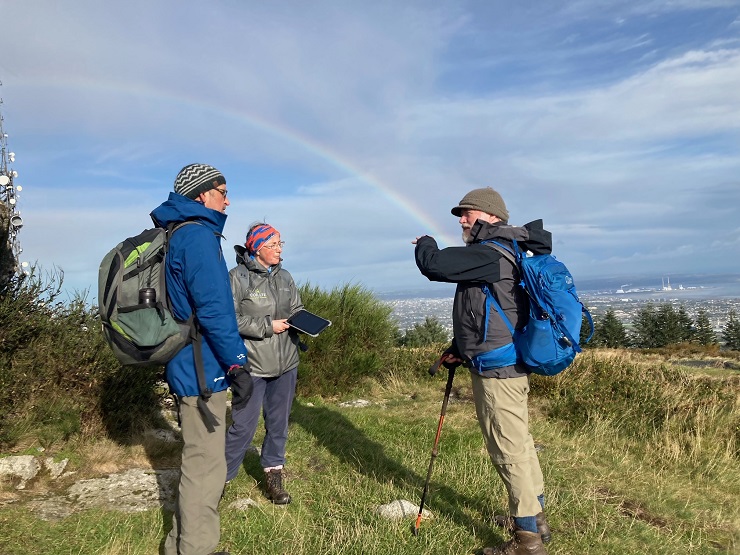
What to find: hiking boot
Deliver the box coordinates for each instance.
[264,469,291,504]
[482,529,547,555]
[493,512,551,543]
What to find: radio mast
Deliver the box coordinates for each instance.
[0,82,25,281]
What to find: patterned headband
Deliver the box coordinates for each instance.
[245,224,278,255]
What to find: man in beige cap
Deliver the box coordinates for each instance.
[413,187,553,555]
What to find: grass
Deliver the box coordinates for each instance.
[1,355,737,555]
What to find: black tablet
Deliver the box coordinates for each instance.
[287,309,332,337]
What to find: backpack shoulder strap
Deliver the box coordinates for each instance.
[164,221,219,432]
[482,240,518,268]
[479,240,519,341]
[167,220,200,240]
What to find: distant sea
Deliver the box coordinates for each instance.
[381,274,740,334]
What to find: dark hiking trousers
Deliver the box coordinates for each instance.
[225,368,297,481]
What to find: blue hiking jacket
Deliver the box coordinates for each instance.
[150,192,248,397]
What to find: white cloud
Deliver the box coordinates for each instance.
[2,1,739,297]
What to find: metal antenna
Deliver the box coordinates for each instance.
[0,81,26,279]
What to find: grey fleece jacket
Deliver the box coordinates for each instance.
[228,246,303,378]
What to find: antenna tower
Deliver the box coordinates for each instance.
[0,81,25,280]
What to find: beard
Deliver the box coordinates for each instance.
[462,227,473,244]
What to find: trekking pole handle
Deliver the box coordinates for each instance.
[428,353,452,376]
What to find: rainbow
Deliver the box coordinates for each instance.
[206,102,459,247]
[43,78,459,247]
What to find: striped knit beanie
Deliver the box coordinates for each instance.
[174,163,226,199]
[245,224,279,255]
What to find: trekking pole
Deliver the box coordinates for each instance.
[427,352,448,377]
[412,355,456,537]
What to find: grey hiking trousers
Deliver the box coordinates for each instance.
[164,390,227,555]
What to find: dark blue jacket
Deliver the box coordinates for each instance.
[415,219,552,378]
[150,192,248,397]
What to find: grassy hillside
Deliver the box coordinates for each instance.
[0,278,737,554]
[0,349,737,555]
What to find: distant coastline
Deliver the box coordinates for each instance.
[384,273,740,333]
[578,272,740,299]
[378,273,740,301]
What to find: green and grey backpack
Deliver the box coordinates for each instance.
[98,222,197,366]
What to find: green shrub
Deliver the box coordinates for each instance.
[0,204,19,295]
[395,316,450,347]
[98,365,169,440]
[0,270,160,448]
[296,283,396,396]
[0,275,419,446]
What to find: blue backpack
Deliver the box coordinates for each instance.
[481,240,594,376]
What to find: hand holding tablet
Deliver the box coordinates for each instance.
[287,309,332,337]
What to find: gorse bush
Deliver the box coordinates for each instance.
[1,273,59,443]
[296,283,397,396]
[0,277,404,447]
[0,270,162,448]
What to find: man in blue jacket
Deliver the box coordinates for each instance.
[151,163,252,555]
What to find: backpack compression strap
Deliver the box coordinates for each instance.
[189,318,219,433]
[481,284,516,341]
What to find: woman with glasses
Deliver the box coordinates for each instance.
[224,222,302,504]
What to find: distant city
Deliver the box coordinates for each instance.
[383,274,740,335]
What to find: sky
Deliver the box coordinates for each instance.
[1,0,739,302]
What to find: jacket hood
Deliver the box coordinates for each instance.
[522,219,552,255]
[470,220,529,243]
[150,192,227,234]
[470,219,552,254]
[234,244,248,265]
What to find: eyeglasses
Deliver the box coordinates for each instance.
[261,241,285,251]
[212,188,228,198]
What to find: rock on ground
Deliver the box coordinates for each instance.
[22,468,180,521]
[0,455,41,489]
[376,499,432,520]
